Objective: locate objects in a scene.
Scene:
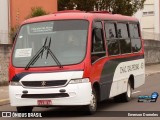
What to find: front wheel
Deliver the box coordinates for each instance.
[84,89,97,115]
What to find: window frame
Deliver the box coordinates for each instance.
[91,20,106,64]
[12,19,90,68]
[104,21,122,56]
[129,22,142,53]
[117,22,132,54]
[105,20,142,56]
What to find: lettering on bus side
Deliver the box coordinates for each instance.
[120,62,144,74]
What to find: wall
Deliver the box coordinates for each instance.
[134,0,160,40]
[141,1,154,32]
[134,0,155,32]
[0,44,12,85]
[154,0,160,34]
[144,39,160,64]
[10,0,57,27]
[0,0,9,44]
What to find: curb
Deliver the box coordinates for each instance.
[0,99,10,106]
[145,71,160,76]
[0,81,9,86]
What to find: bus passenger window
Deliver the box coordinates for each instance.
[109,29,114,38]
[107,40,120,55]
[117,29,122,38]
[129,23,141,52]
[105,22,120,56]
[117,23,131,54]
[91,22,106,63]
[105,23,116,39]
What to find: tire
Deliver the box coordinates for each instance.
[123,81,132,102]
[17,106,33,113]
[114,81,132,102]
[84,88,97,115]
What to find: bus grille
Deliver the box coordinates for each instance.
[21,93,69,98]
[21,80,67,87]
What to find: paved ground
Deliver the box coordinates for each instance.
[0,86,9,105]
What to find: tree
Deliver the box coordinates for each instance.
[26,7,48,19]
[96,0,146,16]
[58,0,97,11]
[58,0,75,10]
[10,7,49,43]
[10,25,20,43]
[74,0,97,11]
[58,0,146,16]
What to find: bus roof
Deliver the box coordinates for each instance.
[23,10,139,25]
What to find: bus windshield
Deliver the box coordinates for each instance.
[12,20,89,67]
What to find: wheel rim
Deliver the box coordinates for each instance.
[127,83,131,98]
[90,93,96,110]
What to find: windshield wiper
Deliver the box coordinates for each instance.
[25,37,48,70]
[45,37,63,68]
[25,37,63,70]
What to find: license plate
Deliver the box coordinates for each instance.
[37,100,52,105]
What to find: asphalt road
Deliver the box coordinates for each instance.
[0,73,160,120]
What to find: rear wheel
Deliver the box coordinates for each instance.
[84,88,97,115]
[16,106,33,113]
[114,81,132,102]
[123,81,132,102]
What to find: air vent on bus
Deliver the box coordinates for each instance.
[21,93,69,98]
[21,80,67,87]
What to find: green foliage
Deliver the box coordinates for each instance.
[10,25,20,42]
[58,0,75,10]
[58,0,146,16]
[74,0,97,11]
[58,0,97,11]
[26,7,48,19]
[97,0,146,16]
[10,7,48,43]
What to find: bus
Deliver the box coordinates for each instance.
[9,10,145,114]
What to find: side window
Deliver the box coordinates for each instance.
[105,22,120,56]
[117,23,128,38]
[117,23,131,54]
[129,23,141,52]
[91,22,106,63]
[105,23,116,39]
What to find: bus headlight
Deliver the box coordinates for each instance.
[69,78,89,84]
[10,81,21,86]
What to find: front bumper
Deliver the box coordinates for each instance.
[9,82,92,106]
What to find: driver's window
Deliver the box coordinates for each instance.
[91,21,106,63]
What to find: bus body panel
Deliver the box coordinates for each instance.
[9,83,92,106]
[9,11,145,109]
[90,54,145,101]
[110,58,145,98]
[9,71,92,106]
